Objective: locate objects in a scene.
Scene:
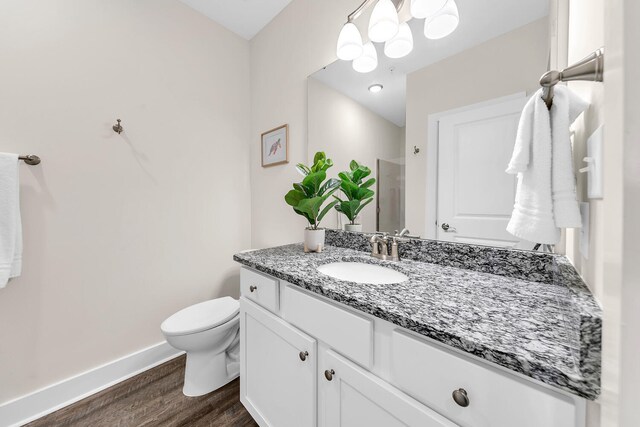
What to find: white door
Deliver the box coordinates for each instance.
[436,96,532,249]
[320,350,456,427]
[240,298,317,427]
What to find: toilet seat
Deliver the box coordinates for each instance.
[161,297,239,337]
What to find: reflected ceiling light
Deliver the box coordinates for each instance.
[368,84,384,93]
[336,22,364,60]
[384,22,414,59]
[410,0,447,19]
[424,0,459,39]
[353,42,378,73]
[368,0,399,43]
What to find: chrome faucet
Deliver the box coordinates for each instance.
[395,228,410,237]
[370,233,400,261]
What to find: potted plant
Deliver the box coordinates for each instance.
[284,152,340,252]
[334,160,376,232]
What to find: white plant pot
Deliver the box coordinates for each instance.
[344,223,363,232]
[304,228,325,252]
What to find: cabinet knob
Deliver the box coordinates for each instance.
[324,369,335,381]
[452,388,469,407]
[249,285,257,292]
[299,351,309,361]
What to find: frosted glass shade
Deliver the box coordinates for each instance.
[410,0,447,19]
[368,0,399,43]
[337,22,363,60]
[353,42,378,73]
[384,22,413,59]
[424,0,459,39]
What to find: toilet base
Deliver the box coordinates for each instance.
[183,350,239,397]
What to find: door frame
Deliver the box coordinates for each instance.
[424,92,527,239]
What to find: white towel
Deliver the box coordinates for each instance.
[506,87,588,244]
[506,90,559,244]
[0,153,22,287]
[551,85,590,228]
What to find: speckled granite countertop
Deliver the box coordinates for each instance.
[234,236,601,400]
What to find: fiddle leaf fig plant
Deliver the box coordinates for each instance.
[334,160,376,225]
[284,152,341,230]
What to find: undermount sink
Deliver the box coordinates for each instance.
[316,262,409,285]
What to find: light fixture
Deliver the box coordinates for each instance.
[353,42,378,73]
[368,0,399,43]
[384,22,414,59]
[336,22,364,60]
[410,0,447,19]
[424,0,459,39]
[368,84,384,93]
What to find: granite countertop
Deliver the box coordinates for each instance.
[234,237,601,400]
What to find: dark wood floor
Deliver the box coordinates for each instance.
[27,355,257,427]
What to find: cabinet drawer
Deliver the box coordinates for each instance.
[282,285,373,368]
[240,267,279,313]
[391,330,580,427]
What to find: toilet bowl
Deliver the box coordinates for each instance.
[161,297,240,397]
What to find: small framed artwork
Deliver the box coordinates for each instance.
[261,124,289,167]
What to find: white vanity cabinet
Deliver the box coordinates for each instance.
[240,297,317,427]
[239,267,586,427]
[319,349,456,427]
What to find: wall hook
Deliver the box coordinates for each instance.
[413,146,420,155]
[112,119,123,134]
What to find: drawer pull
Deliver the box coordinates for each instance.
[299,351,309,361]
[324,369,335,381]
[452,388,469,407]
[249,285,257,292]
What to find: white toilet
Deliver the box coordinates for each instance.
[161,297,240,397]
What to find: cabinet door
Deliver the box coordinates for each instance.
[240,298,317,427]
[320,350,456,427]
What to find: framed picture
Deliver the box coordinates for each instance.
[261,124,289,167]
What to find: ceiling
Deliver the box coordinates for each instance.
[311,0,550,127]
[179,0,293,40]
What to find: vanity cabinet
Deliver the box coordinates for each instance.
[239,267,585,427]
[240,297,317,427]
[320,349,456,427]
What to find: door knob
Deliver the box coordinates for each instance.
[299,351,309,361]
[452,388,470,407]
[441,223,457,232]
[324,369,335,381]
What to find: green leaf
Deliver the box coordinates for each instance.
[317,200,339,224]
[313,152,326,165]
[355,187,374,200]
[284,189,305,207]
[349,160,359,171]
[296,163,311,176]
[302,170,326,194]
[318,178,340,196]
[361,178,376,188]
[340,180,359,200]
[296,197,323,220]
[354,198,373,217]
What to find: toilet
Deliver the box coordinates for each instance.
[161,297,240,397]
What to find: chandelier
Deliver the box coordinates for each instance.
[337,0,460,73]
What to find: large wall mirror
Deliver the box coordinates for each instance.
[308,0,555,250]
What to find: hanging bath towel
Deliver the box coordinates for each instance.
[0,153,22,287]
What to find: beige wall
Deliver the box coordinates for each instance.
[563,0,640,425]
[307,78,404,231]
[249,0,363,248]
[404,18,549,237]
[0,0,251,404]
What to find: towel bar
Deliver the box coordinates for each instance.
[540,48,604,108]
[19,155,41,165]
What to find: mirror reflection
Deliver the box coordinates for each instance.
[308,0,550,250]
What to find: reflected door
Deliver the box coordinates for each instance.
[377,159,405,233]
[436,96,532,249]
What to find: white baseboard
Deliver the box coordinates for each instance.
[0,341,183,427]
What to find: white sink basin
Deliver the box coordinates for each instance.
[317,262,409,285]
